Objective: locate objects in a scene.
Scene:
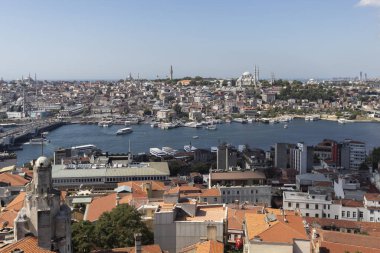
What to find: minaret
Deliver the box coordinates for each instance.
[170,65,173,81]
[254,65,257,86]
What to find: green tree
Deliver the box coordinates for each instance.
[94,204,153,249]
[72,204,153,252]
[72,221,96,253]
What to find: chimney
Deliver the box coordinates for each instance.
[134,233,142,253]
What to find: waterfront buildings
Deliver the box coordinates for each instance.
[341,139,366,170]
[290,142,314,175]
[219,185,271,206]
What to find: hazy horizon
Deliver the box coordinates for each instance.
[1,0,380,80]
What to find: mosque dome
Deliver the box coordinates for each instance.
[243,71,251,76]
[36,156,51,168]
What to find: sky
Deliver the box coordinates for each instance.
[0,0,380,80]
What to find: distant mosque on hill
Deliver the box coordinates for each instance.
[236,65,260,87]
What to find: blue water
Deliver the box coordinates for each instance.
[15,119,380,165]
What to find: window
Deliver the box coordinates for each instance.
[305,213,309,217]
[214,198,217,202]
[251,190,253,194]
[335,215,338,219]
[296,203,299,208]
[203,198,207,202]
[315,214,319,218]
[227,191,230,195]
[288,202,292,208]
[237,191,239,194]
[347,211,350,218]
[342,211,345,217]
[306,204,309,209]
[323,204,326,209]
[370,217,374,222]
[315,204,319,210]
[223,191,225,195]
[353,212,356,218]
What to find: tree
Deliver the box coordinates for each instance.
[72,221,96,253]
[72,204,153,252]
[94,204,153,249]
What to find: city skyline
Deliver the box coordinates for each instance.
[1,0,380,80]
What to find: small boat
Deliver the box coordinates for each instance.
[205,125,217,130]
[25,138,50,145]
[116,127,133,135]
[284,124,288,129]
[184,145,197,152]
[338,118,347,124]
[193,136,199,139]
[42,131,49,136]
[150,122,158,128]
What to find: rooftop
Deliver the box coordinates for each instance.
[179,205,226,222]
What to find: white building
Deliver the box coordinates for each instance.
[236,72,256,87]
[283,190,380,222]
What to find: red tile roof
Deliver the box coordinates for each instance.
[0,236,55,253]
[0,173,29,186]
[91,244,164,253]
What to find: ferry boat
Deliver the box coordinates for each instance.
[25,138,50,145]
[150,148,166,157]
[116,127,133,135]
[162,147,177,156]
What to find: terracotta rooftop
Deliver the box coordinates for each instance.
[118,181,166,192]
[210,171,266,180]
[0,236,55,253]
[200,188,220,197]
[365,193,380,201]
[315,229,380,253]
[179,240,224,253]
[333,199,364,207]
[181,205,226,222]
[245,209,308,244]
[305,217,380,237]
[85,192,147,222]
[0,173,29,186]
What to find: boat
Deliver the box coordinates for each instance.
[338,118,348,124]
[41,131,49,136]
[116,127,133,135]
[25,138,50,145]
[205,125,217,130]
[184,145,197,152]
[149,148,166,157]
[184,122,202,128]
[233,118,248,124]
[225,119,231,124]
[193,136,199,139]
[150,122,158,128]
[210,146,218,153]
[162,147,178,156]
[284,124,288,129]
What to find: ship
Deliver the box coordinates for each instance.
[25,138,50,145]
[184,145,197,152]
[116,127,133,135]
[205,125,217,130]
[150,148,166,157]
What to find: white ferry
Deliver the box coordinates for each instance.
[150,148,166,157]
[25,138,50,145]
[162,147,178,156]
[116,127,133,135]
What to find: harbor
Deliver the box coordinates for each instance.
[13,118,380,165]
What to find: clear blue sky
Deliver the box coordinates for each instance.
[1,0,380,80]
